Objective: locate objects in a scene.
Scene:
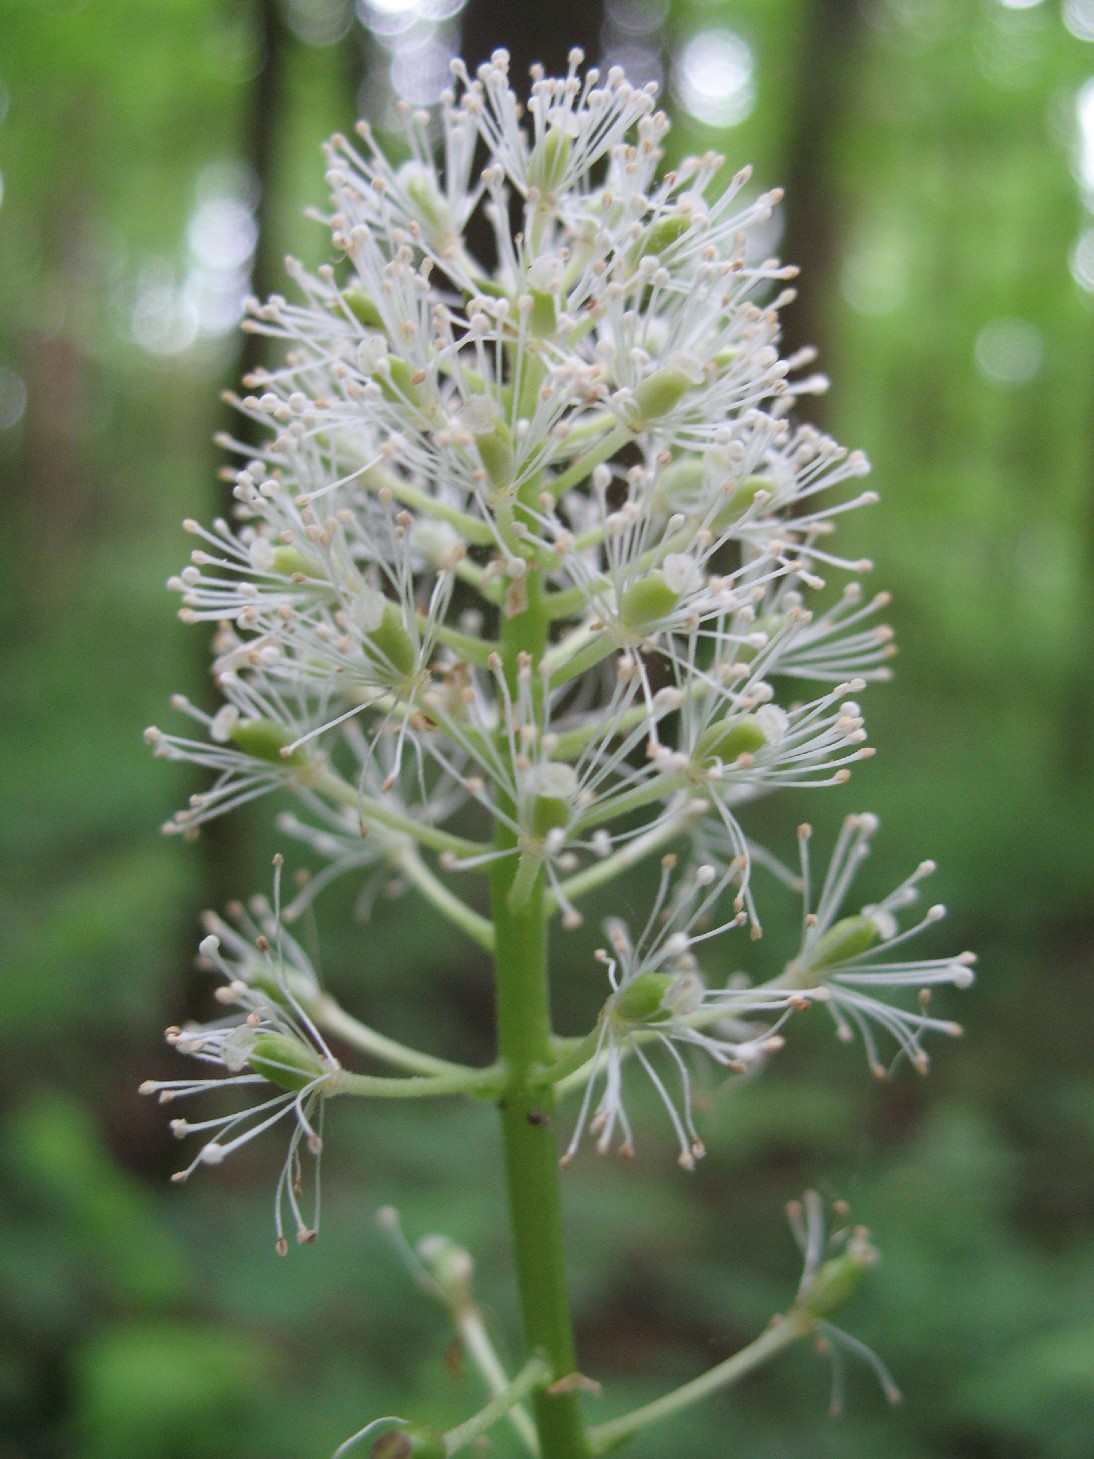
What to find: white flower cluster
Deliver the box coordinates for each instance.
[140,868,339,1251]
[148,49,968,1180]
[559,815,973,1167]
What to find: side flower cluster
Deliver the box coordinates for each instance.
[141,863,341,1251]
[558,814,972,1167]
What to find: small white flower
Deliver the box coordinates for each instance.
[786,1191,903,1416]
[562,858,800,1169]
[784,815,975,1077]
[140,863,341,1253]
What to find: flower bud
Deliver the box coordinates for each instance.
[344,286,384,330]
[376,353,421,408]
[711,474,772,530]
[809,914,880,971]
[248,1032,327,1092]
[619,571,680,630]
[369,601,418,680]
[229,718,308,767]
[634,365,694,423]
[694,714,768,768]
[618,554,699,632]
[416,1233,473,1307]
[528,123,572,195]
[613,971,676,1024]
[526,762,579,837]
[634,211,690,262]
[529,288,557,336]
[799,1235,877,1321]
[371,1425,447,1459]
[462,395,514,488]
[398,161,455,251]
[653,457,705,510]
[271,545,319,577]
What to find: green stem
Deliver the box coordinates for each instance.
[546,425,631,501]
[587,1312,811,1454]
[574,771,691,833]
[312,994,480,1078]
[334,1066,502,1100]
[490,551,592,1459]
[444,1353,552,1456]
[396,846,496,952]
[359,461,495,545]
[311,767,487,861]
[455,1305,540,1456]
[547,631,616,689]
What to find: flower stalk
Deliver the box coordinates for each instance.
[489,563,591,1459]
[145,44,973,1459]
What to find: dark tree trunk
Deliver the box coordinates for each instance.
[776,0,866,427]
[460,0,603,83]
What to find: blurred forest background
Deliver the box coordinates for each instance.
[2,0,1094,1455]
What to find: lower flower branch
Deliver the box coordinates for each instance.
[443,1353,553,1456]
[546,802,707,916]
[333,1064,504,1100]
[454,1304,541,1456]
[394,844,496,951]
[311,993,481,1079]
[586,1311,812,1455]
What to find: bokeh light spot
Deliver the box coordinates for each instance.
[1069,228,1094,292]
[0,366,27,430]
[841,230,911,316]
[974,317,1043,385]
[1076,77,1094,200]
[390,37,456,105]
[1065,0,1094,42]
[673,30,755,129]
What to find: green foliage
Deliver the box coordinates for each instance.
[74,1322,267,1459]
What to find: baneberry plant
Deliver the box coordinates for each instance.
[143,50,973,1458]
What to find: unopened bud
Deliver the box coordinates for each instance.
[344,286,383,330]
[634,365,694,423]
[417,1233,473,1306]
[526,762,579,837]
[367,600,418,680]
[463,395,514,488]
[271,545,318,577]
[713,474,773,529]
[636,211,690,261]
[800,1235,877,1320]
[654,457,705,509]
[399,161,455,250]
[376,353,421,408]
[619,571,680,630]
